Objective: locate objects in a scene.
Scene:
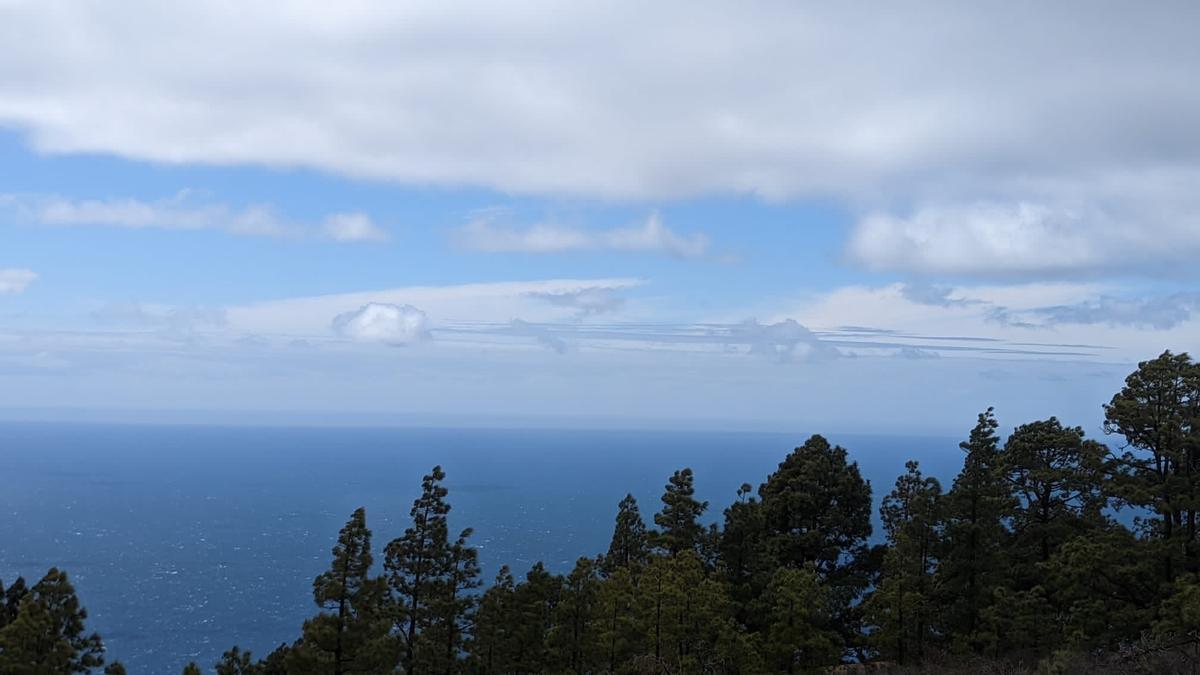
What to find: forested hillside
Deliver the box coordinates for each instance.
[3,351,1199,674]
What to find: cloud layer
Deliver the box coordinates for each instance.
[4,2,1199,275]
[456,213,707,258]
[3,192,387,242]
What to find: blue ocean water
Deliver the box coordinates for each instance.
[0,422,961,673]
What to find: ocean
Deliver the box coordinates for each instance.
[0,422,961,673]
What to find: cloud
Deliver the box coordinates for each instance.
[509,319,568,354]
[0,268,37,294]
[331,303,429,344]
[3,191,387,243]
[847,197,1200,277]
[321,212,389,242]
[3,1,1194,203]
[899,283,978,308]
[897,347,941,360]
[456,213,708,259]
[990,293,1200,331]
[91,302,227,331]
[727,319,839,362]
[526,286,626,315]
[226,278,643,335]
[782,281,1200,362]
[6,3,1200,276]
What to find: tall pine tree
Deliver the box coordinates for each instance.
[937,408,1012,652]
[385,466,453,673]
[289,507,393,674]
[1104,350,1200,582]
[865,461,942,665]
[652,468,709,556]
[0,568,106,673]
[603,494,649,575]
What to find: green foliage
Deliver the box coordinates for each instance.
[720,483,769,619]
[1002,418,1107,575]
[1046,528,1158,649]
[420,527,481,673]
[468,566,517,673]
[1104,350,1200,582]
[0,568,106,674]
[757,434,874,646]
[761,566,841,673]
[592,565,639,672]
[548,556,601,672]
[759,435,873,576]
[288,507,394,674]
[865,460,942,665]
[0,576,28,628]
[384,465,453,672]
[508,562,560,672]
[215,646,258,674]
[603,493,650,575]
[937,407,1013,652]
[651,468,709,556]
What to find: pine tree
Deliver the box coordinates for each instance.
[0,568,106,673]
[508,563,561,673]
[938,408,1013,652]
[652,468,709,556]
[215,646,259,674]
[757,434,873,641]
[593,566,639,673]
[1002,418,1106,577]
[468,566,517,674]
[761,566,842,674]
[720,483,768,620]
[385,466,453,673]
[289,507,394,674]
[1104,350,1200,582]
[1045,527,1158,650]
[181,663,202,675]
[0,576,26,628]
[636,554,685,670]
[603,494,649,575]
[422,528,480,674]
[256,642,293,674]
[865,461,942,665]
[550,556,601,673]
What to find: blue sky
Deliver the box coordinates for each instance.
[2,2,1198,435]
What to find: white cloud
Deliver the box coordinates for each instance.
[848,193,1200,276]
[0,268,37,294]
[4,3,1200,274]
[226,278,644,335]
[3,191,387,243]
[12,1,1195,201]
[456,213,708,258]
[849,203,1105,276]
[526,286,626,315]
[331,303,429,344]
[780,282,1200,362]
[322,212,389,242]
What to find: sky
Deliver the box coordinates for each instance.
[1,1,1198,435]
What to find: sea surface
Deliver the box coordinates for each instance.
[0,422,961,673]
